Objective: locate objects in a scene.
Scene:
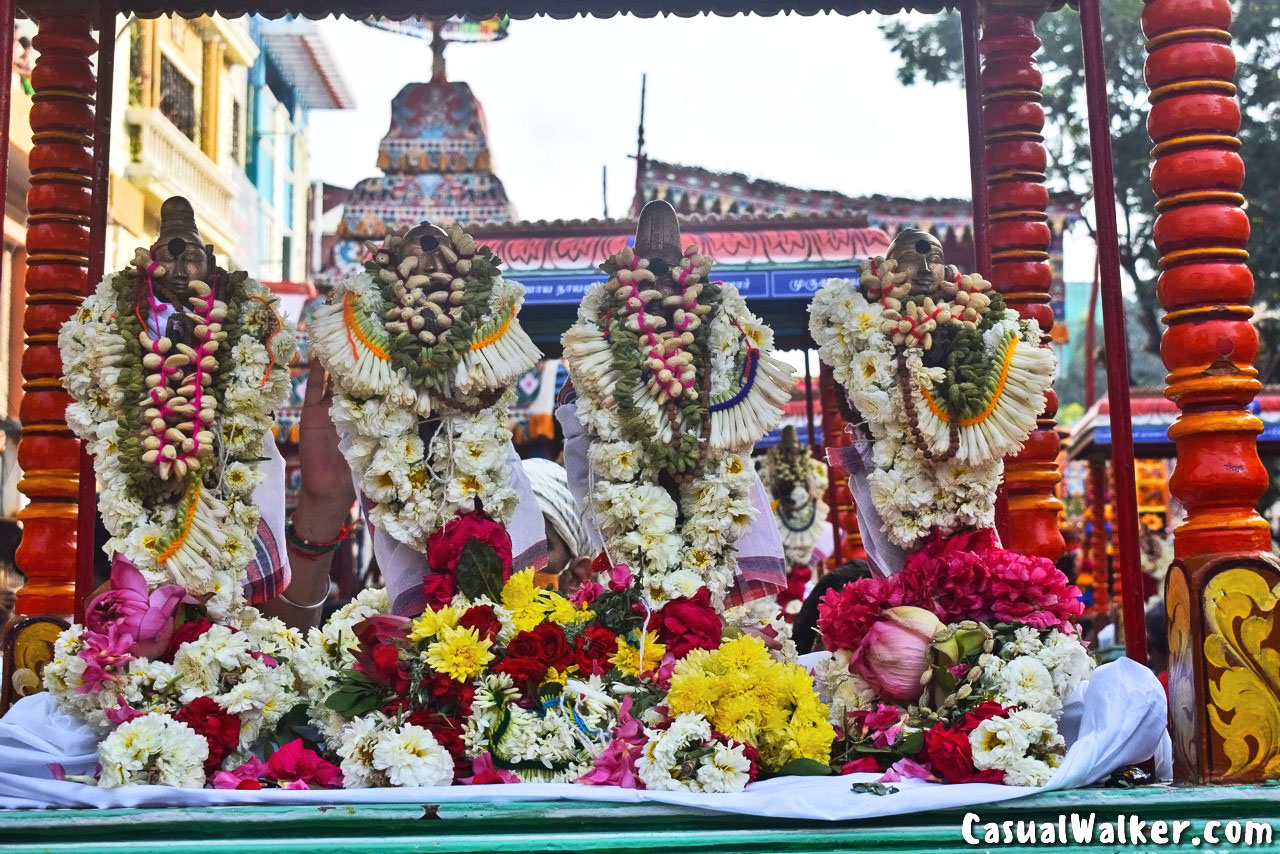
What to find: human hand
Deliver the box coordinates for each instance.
[295,357,355,537]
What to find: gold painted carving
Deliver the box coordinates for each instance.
[1204,568,1280,778]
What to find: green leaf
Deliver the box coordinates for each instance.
[456,538,504,601]
[896,729,925,756]
[776,758,834,777]
[324,690,358,712]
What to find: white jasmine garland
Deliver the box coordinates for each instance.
[60,266,294,616]
[809,268,1054,550]
[310,227,538,555]
[562,245,791,608]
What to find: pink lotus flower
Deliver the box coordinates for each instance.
[460,753,519,785]
[578,697,646,788]
[77,624,135,693]
[851,606,942,703]
[85,554,186,659]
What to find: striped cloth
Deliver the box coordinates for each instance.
[243,518,289,605]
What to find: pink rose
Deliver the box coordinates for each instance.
[608,563,634,592]
[85,554,186,659]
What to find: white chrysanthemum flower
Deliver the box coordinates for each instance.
[1007,627,1044,657]
[1002,755,1055,787]
[637,713,715,792]
[970,715,1030,772]
[996,655,1061,717]
[371,723,454,788]
[696,741,752,792]
[97,714,208,789]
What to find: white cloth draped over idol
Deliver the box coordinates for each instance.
[555,400,788,606]
[0,656,1171,814]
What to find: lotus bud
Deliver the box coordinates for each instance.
[161,445,177,460]
[142,353,163,370]
[853,606,944,703]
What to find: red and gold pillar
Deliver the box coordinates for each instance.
[1145,0,1280,783]
[979,1,1065,561]
[14,13,99,620]
[818,365,867,568]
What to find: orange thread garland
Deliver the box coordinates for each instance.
[157,481,202,564]
[919,335,1019,428]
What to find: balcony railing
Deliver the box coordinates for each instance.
[124,105,236,241]
[9,81,32,156]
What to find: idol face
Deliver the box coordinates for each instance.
[886,230,949,298]
[151,237,211,305]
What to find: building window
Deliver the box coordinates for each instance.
[159,55,198,143]
[282,235,292,281]
[231,100,242,165]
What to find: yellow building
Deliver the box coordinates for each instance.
[106,14,258,272]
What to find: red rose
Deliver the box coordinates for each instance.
[574,625,618,676]
[505,630,542,660]
[173,696,241,771]
[419,670,475,712]
[529,623,574,671]
[350,615,410,694]
[493,655,546,688]
[162,617,213,663]
[421,572,458,610]
[959,702,1010,734]
[426,511,513,577]
[922,723,1004,785]
[459,605,502,643]
[654,588,722,659]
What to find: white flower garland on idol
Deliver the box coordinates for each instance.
[59,256,295,616]
[562,245,793,607]
[308,225,541,552]
[808,263,1054,550]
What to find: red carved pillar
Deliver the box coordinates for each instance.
[978,1,1064,561]
[13,13,98,620]
[818,364,867,568]
[1144,0,1280,783]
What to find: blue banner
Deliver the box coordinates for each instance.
[517,268,859,306]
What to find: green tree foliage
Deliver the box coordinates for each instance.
[879,1,1280,385]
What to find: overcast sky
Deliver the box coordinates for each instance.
[308,12,1092,282]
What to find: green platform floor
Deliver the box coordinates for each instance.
[2,785,1279,853]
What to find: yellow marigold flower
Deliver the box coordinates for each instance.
[501,569,546,633]
[610,631,665,678]
[716,635,772,671]
[408,605,459,642]
[425,625,494,682]
[666,671,717,718]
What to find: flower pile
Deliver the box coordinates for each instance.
[314,558,834,791]
[809,268,1055,550]
[562,244,793,607]
[814,529,1090,787]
